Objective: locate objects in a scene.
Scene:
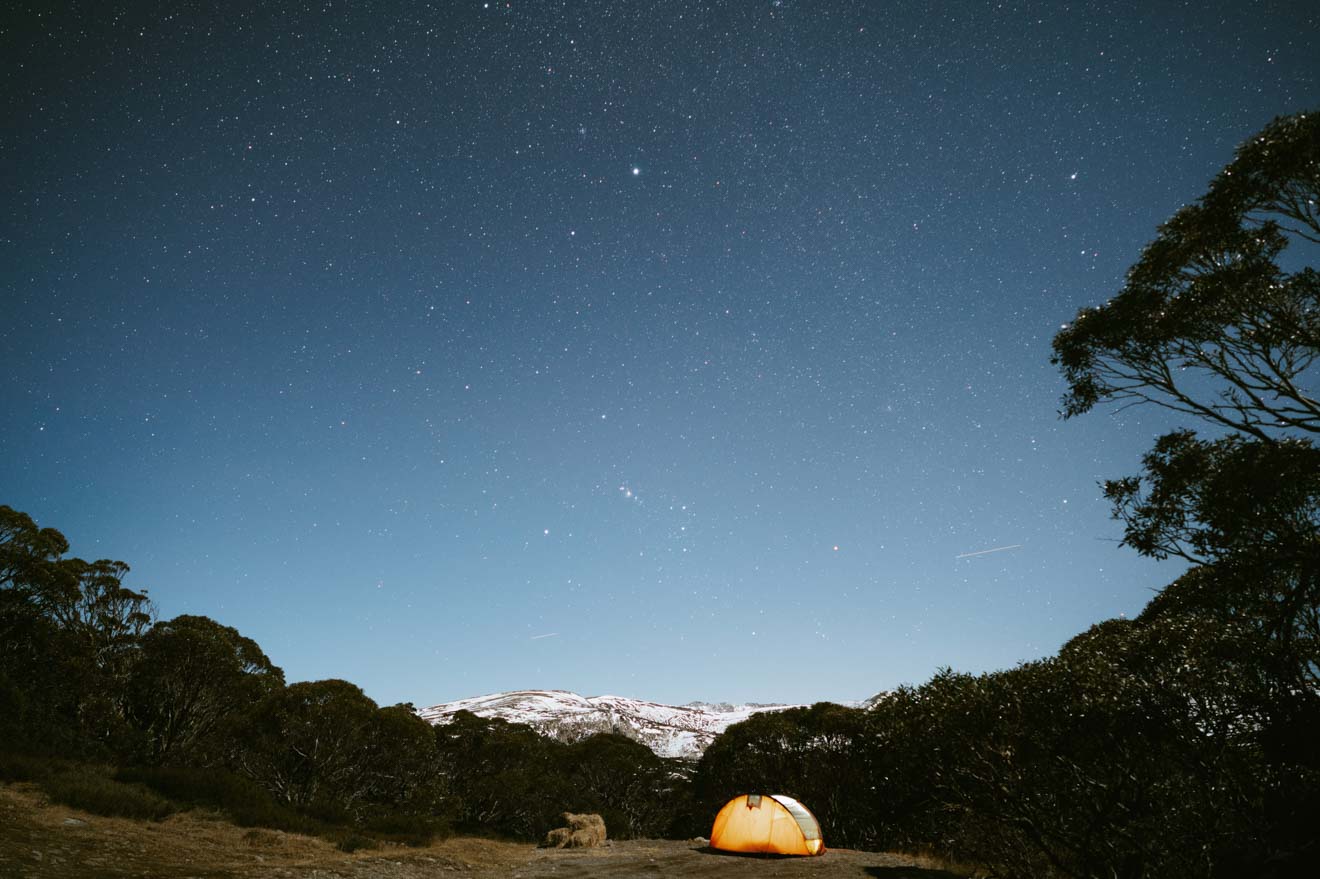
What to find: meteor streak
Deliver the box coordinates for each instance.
[956,544,1024,559]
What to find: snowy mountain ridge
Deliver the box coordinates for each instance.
[416,689,807,760]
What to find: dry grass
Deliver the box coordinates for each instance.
[0,782,467,878]
[900,849,989,878]
[1,781,976,878]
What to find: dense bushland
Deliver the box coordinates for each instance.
[0,502,692,846]
[695,608,1317,877]
[694,109,1320,877]
[434,710,690,839]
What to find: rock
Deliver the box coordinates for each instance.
[541,812,607,849]
[61,818,88,827]
[542,827,572,848]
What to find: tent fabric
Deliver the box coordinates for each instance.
[709,793,825,856]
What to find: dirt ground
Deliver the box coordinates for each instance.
[0,783,965,878]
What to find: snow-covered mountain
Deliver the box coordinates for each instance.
[416,690,801,760]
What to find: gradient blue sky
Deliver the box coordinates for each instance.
[3,1,1315,707]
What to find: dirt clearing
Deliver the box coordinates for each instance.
[0,783,964,878]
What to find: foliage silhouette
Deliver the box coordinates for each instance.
[1052,112,1318,436]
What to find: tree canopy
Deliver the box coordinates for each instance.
[1053,112,1320,691]
[1052,111,1318,437]
[1042,111,1320,874]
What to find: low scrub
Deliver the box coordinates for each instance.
[112,764,444,844]
[0,751,66,783]
[114,765,321,835]
[42,770,177,821]
[362,811,449,847]
[116,766,268,812]
[228,798,324,836]
[335,833,380,853]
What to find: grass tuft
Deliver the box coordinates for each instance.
[240,828,285,848]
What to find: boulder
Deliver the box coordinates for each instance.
[541,812,607,849]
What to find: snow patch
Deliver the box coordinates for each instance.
[417,689,803,759]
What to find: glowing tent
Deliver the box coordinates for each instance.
[709,794,825,856]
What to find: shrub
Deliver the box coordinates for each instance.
[42,771,177,821]
[113,765,321,835]
[227,799,323,836]
[0,751,64,783]
[363,811,449,846]
[335,833,379,853]
[115,765,265,809]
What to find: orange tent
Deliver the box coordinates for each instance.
[709,794,825,856]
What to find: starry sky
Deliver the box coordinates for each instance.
[3,1,1316,708]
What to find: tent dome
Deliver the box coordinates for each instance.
[709,793,825,856]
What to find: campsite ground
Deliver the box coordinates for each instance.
[0,783,968,878]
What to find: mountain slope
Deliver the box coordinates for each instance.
[416,690,798,759]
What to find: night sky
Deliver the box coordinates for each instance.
[3,1,1316,708]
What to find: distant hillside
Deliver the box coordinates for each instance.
[417,690,807,759]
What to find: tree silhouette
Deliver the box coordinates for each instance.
[129,614,284,764]
[1052,111,1320,874]
[1053,112,1318,437]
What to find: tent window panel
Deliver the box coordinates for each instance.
[770,795,822,841]
[746,794,762,808]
